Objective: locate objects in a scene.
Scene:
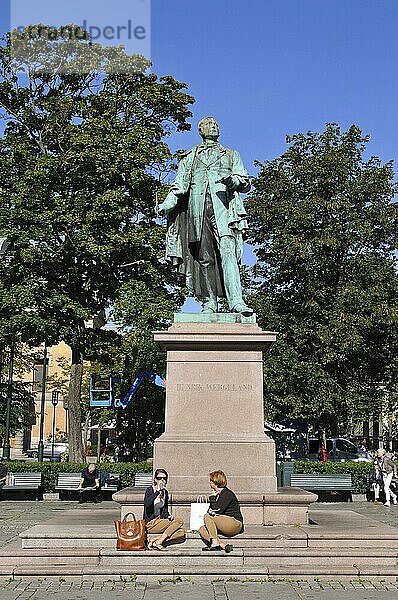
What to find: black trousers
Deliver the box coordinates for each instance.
[79,487,101,502]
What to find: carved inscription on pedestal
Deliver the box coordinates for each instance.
[175,383,253,392]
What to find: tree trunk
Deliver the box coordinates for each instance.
[68,345,85,463]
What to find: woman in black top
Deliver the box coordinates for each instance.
[78,463,101,503]
[143,468,185,550]
[199,469,243,553]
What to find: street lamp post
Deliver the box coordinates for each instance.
[51,390,59,460]
[3,341,14,461]
[0,237,13,462]
[37,344,48,462]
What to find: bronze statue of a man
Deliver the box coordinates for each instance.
[158,116,253,316]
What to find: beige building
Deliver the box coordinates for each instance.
[30,341,70,445]
[12,342,70,456]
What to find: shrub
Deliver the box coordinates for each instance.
[7,461,152,493]
[293,460,371,494]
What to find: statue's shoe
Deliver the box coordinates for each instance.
[231,303,253,317]
[201,301,217,314]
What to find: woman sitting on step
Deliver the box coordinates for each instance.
[143,468,185,550]
[199,470,244,553]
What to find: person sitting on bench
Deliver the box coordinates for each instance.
[78,463,101,503]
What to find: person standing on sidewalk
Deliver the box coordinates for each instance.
[375,449,397,507]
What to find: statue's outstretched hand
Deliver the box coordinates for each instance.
[157,195,178,215]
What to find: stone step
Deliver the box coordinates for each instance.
[1,562,398,578]
[20,530,398,549]
[4,546,398,559]
[2,546,397,576]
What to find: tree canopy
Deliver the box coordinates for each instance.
[246,124,398,433]
[0,26,194,460]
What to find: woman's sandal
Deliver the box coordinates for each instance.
[152,542,167,551]
[202,545,222,551]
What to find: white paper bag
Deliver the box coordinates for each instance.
[189,495,210,531]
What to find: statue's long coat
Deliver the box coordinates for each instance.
[165,143,250,298]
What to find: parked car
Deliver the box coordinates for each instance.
[25,442,68,461]
[308,437,371,462]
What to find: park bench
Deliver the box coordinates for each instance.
[2,472,43,500]
[133,472,153,487]
[55,472,81,499]
[56,472,121,500]
[290,473,353,500]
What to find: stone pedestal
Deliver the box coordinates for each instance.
[153,316,278,497]
[114,314,317,525]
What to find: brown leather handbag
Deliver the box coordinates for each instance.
[114,512,147,550]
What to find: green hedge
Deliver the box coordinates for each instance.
[293,460,370,494]
[7,461,152,493]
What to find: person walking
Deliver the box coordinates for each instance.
[369,460,383,502]
[375,449,397,507]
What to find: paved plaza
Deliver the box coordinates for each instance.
[0,578,398,600]
[0,500,398,598]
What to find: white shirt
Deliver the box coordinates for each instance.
[153,485,165,517]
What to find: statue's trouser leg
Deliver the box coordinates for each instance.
[218,235,244,310]
[198,197,218,310]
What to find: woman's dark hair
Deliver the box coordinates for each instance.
[154,468,168,483]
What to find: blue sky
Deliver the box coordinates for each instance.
[1,0,397,169]
[1,0,397,311]
[151,0,398,171]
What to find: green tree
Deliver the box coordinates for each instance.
[247,124,398,433]
[0,26,193,460]
[0,342,36,440]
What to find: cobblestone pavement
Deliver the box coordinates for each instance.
[0,579,397,599]
[0,500,397,598]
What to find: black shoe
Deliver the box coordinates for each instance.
[224,544,233,553]
[202,545,222,551]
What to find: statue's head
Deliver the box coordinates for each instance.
[198,116,219,141]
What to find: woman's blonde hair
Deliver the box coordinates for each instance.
[209,470,227,488]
